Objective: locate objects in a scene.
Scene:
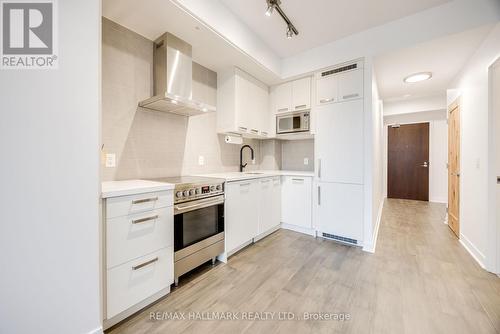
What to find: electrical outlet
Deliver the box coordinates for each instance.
[105,153,116,168]
[304,158,309,165]
[198,155,205,166]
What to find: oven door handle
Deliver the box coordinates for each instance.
[174,195,224,215]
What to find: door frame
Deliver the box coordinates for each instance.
[447,98,461,238]
[488,58,500,274]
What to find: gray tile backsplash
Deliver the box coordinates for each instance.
[281,139,314,171]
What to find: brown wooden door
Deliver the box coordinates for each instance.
[448,100,460,237]
[388,123,430,201]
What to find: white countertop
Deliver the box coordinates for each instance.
[198,170,314,182]
[101,180,174,198]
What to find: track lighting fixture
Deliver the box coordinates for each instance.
[265,0,298,39]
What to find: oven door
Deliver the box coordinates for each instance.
[174,195,224,252]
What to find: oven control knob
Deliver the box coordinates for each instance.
[210,185,216,192]
[183,190,190,197]
[189,188,196,196]
[216,184,222,191]
[195,188,202,195]
[176,191,183,198]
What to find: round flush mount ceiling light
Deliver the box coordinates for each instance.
[404,72,432,83]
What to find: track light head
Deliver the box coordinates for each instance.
[286,25,293,39]
[265,4,274,16]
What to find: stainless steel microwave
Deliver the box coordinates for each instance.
[276,111,310,134]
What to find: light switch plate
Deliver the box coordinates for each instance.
[304,158,309,165]
[105,153,116,168]
[198,155,205,166]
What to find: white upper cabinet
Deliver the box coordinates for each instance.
[217,67,269,138]
[292,77,311,111]
[273,82,292,113]
[338,69,363,102]
[271,77,312,114]
[316,75,339,105]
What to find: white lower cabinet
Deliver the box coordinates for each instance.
[225,177,281,255]
[281,176,313,231]
[107,247,173,319]
[225,180,260,254]
[258,177,281,235]
[103,189,174,328]
[316,182,363,242]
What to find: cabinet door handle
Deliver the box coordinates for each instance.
[342,93,359,99]
[319,98,334,104]
[251,129,259,133]
[132,197,158,205]
[318,159,321,178]
[132,215,158,224]
[318,186,321,206]
[132,257,158,270]
[294,104,307,110]
[238,126,248,132]
[292,178,304,182]
[277,107,289,112]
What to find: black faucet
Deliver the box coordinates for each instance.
[239,145,254,172]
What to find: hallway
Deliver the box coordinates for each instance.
[109,200,500,334]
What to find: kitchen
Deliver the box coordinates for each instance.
[100,9,369,328]
[3,1,500,334]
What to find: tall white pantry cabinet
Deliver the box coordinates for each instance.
[314,61,365,245]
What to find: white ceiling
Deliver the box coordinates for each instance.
[102,0,281,84]
[374,24,494,101]
[220,0,453,58]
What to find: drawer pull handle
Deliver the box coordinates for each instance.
[132,257,158,270]
[132,197,158,205]
[343,93,359,99]
[251,129,259,133]
[277,107,289,112]
[319,98,334,103]
[132,215,158,224]
[295,104,307,109]
[292,178,304,182]
[238,126,248,131]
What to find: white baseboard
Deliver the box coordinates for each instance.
[429,197,447,204]
[87,326,103,334]
[459,233,486,269]
[281,223,316,237]
[363,200,384,253]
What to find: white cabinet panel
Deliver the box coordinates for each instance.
[315,100,364,184]
[316,75,339,105]
[106,207,173,269]
[259,177,281,234]
[225,180,259,253]
[317,182,363,242]
[281,176,312,229]
[338,69,363,102]
[274,82,292,113]
[106,247,173,319]
[292,77,311,111]
[106,190,173,219]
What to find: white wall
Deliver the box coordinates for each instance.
[447,23,500,271]
[383,108,448,204]
[384,94,447,116]
[0,1,102,334]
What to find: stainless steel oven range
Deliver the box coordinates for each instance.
[152,176,225,286]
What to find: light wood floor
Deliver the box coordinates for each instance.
[108,199,500,334]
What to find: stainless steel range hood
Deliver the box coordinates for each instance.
[139,32,216,116]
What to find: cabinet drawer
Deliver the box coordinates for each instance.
[106,191,173,219]
[106,207,173,269]
[106,247,173,319]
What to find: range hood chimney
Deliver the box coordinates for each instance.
[139,32,216,116]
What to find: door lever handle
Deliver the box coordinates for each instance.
[420,162,428,168]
